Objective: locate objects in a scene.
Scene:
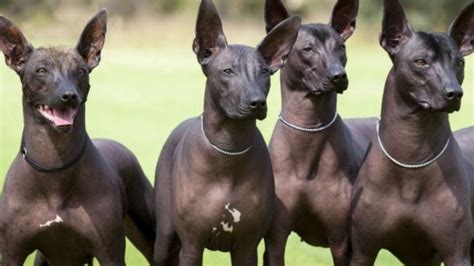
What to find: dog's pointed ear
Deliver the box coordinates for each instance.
[379,0,414,56]
[192,0,227,66]
[264,0,290,33]
[449,3,474,57]
[330,0,359,41]
[0,16,33,73]
[76,9,107,71]
[258,16,301,74]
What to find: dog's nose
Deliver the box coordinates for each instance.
[60,92,78,103]
[328,67,347,84]
[444,87,463,100]
[249,98,266,109]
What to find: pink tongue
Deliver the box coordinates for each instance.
[52,108,75,126]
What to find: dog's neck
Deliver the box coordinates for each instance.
[379,68,451,164]
[21,101,88,169]
[280,69,338,129]
[202,88,256,152]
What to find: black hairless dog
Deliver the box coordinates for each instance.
[350,1,474,265]
[152,0,300,265]
[262,0,375,265]
[0,10,155,265]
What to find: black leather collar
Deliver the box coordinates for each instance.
[20,136,88,173]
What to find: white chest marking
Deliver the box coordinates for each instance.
[40,215,63,228]
[220,221,233,233]
[215,203,242,234]
[225,203,241,223]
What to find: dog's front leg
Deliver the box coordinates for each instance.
[263,204,291,266]
[177,241,203,266]
[328,236,350,266]
[153,227,179,266]
[349,228,378,266]
[327,220,351,266]
[231,245,258,266]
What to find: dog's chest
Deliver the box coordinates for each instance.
[2,178,124,256]
[175,180,272,251]
[204,199,268,251]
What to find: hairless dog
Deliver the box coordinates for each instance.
[262,0,375,265]
[455,125,474,260]
[350,1,474,265]
[152,0,300,265]
[0,11,155,265]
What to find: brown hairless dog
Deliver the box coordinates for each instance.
[0,10,155,265]
[262,0,376,265]
[152,1,301,265]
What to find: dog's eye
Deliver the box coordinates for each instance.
[338,43,346,50]
[36,67,47,75]
[222,69,234,75]
[414,59,429,67]
[302,47,312,52]
[78,68,87,76]
[261,68,270,76]
[456,59,465,68]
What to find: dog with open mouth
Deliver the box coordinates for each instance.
[0,10,155,264]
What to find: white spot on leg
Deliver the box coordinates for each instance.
[225,203,241,223]
[221,221,233,233]
[40,215,63,228]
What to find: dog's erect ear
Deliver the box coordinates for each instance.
[76,9,107,71]
[258,16,301,74]
[379,0,414,56]
[330,0,359,41]
[193,0,227,66]
[0,16,33,73]
[264,0,290,33]
[449,3,474,57]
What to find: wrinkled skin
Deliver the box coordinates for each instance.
[152,1,301,266]
[261,0,375,265]
[350,1,474,265]
[0,11,155,265]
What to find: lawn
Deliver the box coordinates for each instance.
[0,17,472,265]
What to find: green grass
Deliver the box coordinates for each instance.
[1,37,473,265]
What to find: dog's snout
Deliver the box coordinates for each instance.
[444,87,463,101]
[249,98,266,109]
[60,92,78,103]
[328,66,347,84]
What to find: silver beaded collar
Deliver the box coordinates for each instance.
[200,115,252,156]
[278,112,338,133]
[376,121,450,169]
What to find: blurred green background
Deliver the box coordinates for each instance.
[0,0,472,265]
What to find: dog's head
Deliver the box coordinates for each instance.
[193,0,301,120]
[0,10,107,132]
[381,0,473,113]
[265,0,358,96]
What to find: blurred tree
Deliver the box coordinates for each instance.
[0,0,57,17]
[0,0,469,30]
[151,0,184,13]
[361,0,470,31]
